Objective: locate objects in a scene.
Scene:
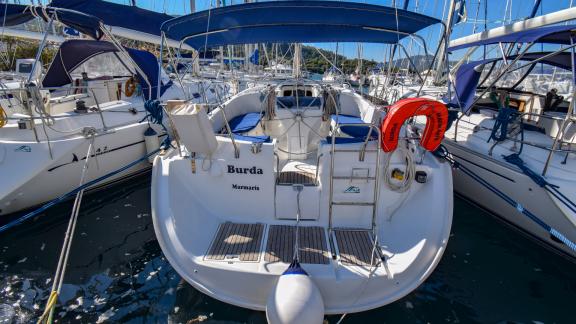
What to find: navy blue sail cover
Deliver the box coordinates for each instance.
[448,25,576,51]
[0,4,103,39]
[49,0,173,38]
[42,40,171,100]
[161,1,440,49]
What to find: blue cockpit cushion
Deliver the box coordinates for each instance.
[228,112,263,133]
[232,134,271,143]
[277,96,321,108]
[330,114,375,139]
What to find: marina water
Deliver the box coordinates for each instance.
[0,174,574,323]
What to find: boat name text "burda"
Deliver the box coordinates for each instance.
[227,165,264,175]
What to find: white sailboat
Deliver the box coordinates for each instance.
[151,1,452,322]
[437,7,576,259]
[0,6,230,216]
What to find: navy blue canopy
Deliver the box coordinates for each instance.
[0,4,103,39]
[49,0,173,38]
[448,25,576,51]
[446,61,484,114]
[448,51,576,113]
[42,40,171,100]
[161,1,440,49]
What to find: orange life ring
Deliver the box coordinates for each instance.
[125,77,137,97]
[380,98,448,152]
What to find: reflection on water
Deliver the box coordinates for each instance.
[0,174,574,323]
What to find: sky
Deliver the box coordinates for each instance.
[13,0,576,62]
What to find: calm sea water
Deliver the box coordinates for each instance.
[0,174,574,323]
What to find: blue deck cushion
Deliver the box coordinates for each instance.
[228,112,263,133]
[325,136,375,144]
[331,114,376,139]
[277,96,321,108]
[232,134,271,143]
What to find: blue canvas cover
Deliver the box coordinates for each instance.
[50,0,173,38]
[161,1,440,49]
[0,4,103,39]
[448,25,576,51]
[42,40,171,100]
[446,61,486,114]
[448,51,576,113]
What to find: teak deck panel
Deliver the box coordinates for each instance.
[206,222,264,262]
[334,229,382,266]
[277,171,316,186]
[264,225,329,264]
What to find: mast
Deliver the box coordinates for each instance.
[433,0,458,83]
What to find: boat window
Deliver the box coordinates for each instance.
[282,90,313,97]
[70,52,131,80]
[17,63,33,74]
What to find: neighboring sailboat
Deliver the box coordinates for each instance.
[0,5,229,216]
[438,9,576,259]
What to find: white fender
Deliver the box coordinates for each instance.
[266,260,324,324]
[144,126,160,163]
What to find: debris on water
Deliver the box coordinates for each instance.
[113,215,120,219]
[405,301,414,309]
[137,214,142,218]
[124,204,132,207]
[96,308,116,323]
[17,257,27,263]
[187,315,208,323]
[40,243,46,251]
[534,268,542,272]
[174,306,180,313]
[146,270,159,281]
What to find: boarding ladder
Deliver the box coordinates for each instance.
[328,123,382,234]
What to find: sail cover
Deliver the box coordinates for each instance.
[0,4,103,39]
[161,1,440,50]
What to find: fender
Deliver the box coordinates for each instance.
[380,98,448,152]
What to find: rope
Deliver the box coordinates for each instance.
[504,153,576,214]
[38,133,96,324]
[384,145,415,193]
[433,145,576,252]
[0,148,160,234]
[141,99,170,148]
[0,104,7,128]
[488,107,518,143]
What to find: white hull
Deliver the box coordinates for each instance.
[444,139,576,259]
[0,79,232,216]
[152,83,453,314]
[0,104,162,216]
